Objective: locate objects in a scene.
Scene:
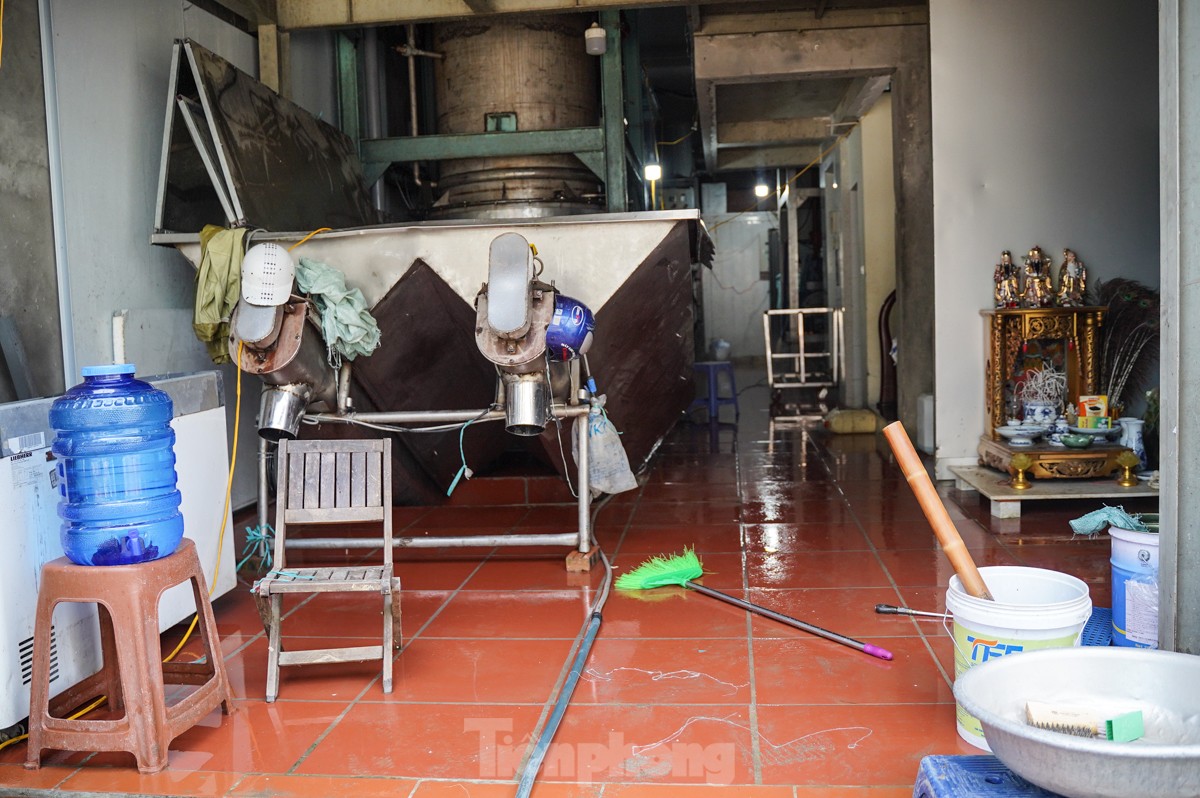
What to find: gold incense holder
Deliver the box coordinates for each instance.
[1115,451,1141,487]
[1010,453,1034,490]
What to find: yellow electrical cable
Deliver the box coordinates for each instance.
[656,129,692,147]
[0,343,245,753]
[289,227,331,252]
[0,0,6,70]
[163,340,243,662]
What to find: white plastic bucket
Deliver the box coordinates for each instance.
[946,566,1092,750]
[1110,521,1159,649]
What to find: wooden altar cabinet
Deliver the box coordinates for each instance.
[980,306,1124,479]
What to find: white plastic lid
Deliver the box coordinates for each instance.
[241,243,295,306]
[82,363,136,377]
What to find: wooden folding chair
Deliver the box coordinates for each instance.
[252,438,399,702]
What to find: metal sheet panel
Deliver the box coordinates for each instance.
[156,39,377,233]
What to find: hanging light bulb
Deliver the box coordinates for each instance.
[585,23,607,56]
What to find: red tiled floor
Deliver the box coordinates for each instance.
[744,551,892,589]
[752,636,954,706]
[227,773,418,797]
[746,587,926,639]
[294,702,543,780]
[743,523,872,553]
[574,638,752,705]
[616,524,744,555]
[539,703,756,784]
[602,588,750,639]
[381,637,575,703]
[755,703,974,786]
[58,766,242,797]
[0,382,1127,798]
[419,591,594,638]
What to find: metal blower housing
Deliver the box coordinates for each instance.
[475,232,593,435]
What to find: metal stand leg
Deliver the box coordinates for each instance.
[566,405,599,571]
[257,435,269,534]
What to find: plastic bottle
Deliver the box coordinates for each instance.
[49,364,184,565]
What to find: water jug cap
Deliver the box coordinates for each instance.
[81,363,136,377]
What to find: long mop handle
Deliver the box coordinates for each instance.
[685,582,893,661]
[882,421,994,601]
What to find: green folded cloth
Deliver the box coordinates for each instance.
[1069,506,1149,536]
[192,226,247,364]
[296,257,381,367]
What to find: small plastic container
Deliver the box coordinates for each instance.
[49,364,184,565]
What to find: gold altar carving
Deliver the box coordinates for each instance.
[977,438,1126,480]
[982,307,1106,437]
[980,306,1120,479]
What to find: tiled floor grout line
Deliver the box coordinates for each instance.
[282,553,494,775]
[737,422,764,786]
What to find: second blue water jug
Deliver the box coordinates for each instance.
[49,364,184,566]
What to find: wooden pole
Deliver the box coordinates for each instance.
[882,421,995,601]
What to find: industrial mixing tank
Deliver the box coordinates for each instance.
[431,14,603,219]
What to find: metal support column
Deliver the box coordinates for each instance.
[621,11,647,210]
[336,33,360,148]
[599,10,627,212]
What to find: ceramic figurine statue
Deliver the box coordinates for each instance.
[993,250,1020,308]
[1056,249,1087,307]
[1021,246,1053,308]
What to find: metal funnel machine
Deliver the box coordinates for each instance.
[152,39,709,504]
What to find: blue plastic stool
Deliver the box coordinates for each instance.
[913,756,1064,797]
[689,361,739,420]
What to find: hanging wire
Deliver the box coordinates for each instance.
[288,227,332,252]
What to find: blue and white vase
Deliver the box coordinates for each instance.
[1049,416,1070,446]
[1118,417,1147,471]
[1023,401,1057,427]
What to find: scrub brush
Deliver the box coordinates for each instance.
[616,550,893,661]
[1025,701,1145,741]
[1025,701,1105,738]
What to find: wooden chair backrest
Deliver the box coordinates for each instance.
[272,438,393,571]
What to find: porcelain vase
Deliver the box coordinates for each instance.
[1118,417,1147,471]
[1023,401,1057,427]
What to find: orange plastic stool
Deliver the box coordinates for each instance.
[25,538,235,774]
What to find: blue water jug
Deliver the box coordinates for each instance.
[49,364,184,565]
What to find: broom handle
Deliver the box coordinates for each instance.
[882,421,994,601]
[684,582,893,661]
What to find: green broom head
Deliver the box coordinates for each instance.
[615,549,704,590]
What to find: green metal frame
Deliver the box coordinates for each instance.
[598,10,628,212]
[337,13,636,212]
[336,33,360,149]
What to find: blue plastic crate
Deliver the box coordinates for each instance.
[913,755,1064,797]
[1081,606,1112,647]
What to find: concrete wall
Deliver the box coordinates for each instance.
[929,0,1159,476]
[39,1,265,507]
[862,94,897,412]
[0,2,61,402]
